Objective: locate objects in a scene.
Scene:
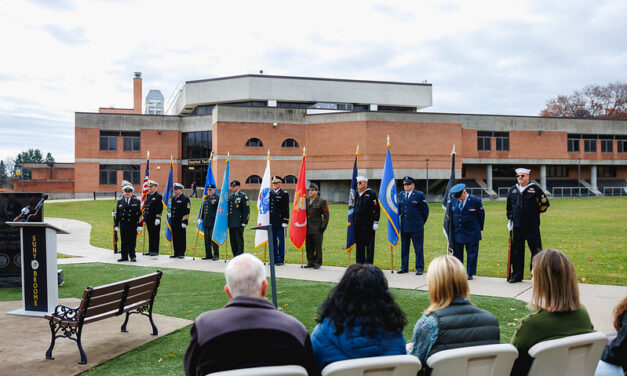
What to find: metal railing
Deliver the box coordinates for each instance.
[551,187,594,198]
[497,187,510,197]
[93,191,117,200]
[602,187,627,196]
[465,187,490,198]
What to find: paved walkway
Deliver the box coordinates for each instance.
[49,217,625,334]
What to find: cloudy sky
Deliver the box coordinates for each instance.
[0,0,625,163]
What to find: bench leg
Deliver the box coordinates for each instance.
[121,311,131,332]
[76,328,87,365]
[45,321,57,360]
[148,309,158,336]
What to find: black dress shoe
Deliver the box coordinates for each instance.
[415,270,424,275]
[212,257,219,261]
[275,262,284,266]
[131,258,136,262]
[507,278,522,283]
[117,258,128,262]
[467,275,473,280]
[313,265,321,269]
[303,265,313,268]
[149,252,158,256]
[397,269,408,274]
[169,255,177,258]
[142,252,151,256]
[178,256,185,259]
[202,257,211,260]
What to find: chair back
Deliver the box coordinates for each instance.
[527,332,608,376]
[207,365,308,376]
[321,355,421,376]
[427,344,518,376]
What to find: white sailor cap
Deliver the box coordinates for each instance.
[148,180,158,187]
[356,176,368,182]
[515,168,531,175]
[121,180,132,187]
[173,183,184,189]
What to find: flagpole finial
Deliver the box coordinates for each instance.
[210,151,214,160]
[267,149,270,158]
[303,146,306,156]
[356,145,359,155]
[170,155,173,161]
[452,145,456,154]
[147,150,150,158]
[387,135,390,147]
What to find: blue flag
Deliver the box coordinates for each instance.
[346,154,358,253]
[442,151,456,253]
[163,160,174,243]
[212,159,230,246]
[378,146,400,246]
[196,158,217,238]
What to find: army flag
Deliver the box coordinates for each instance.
[212,158,230,246]
[163,158,174,243]
[289,150,307,250]
[196,155,217,238]
[346,149,358,253]
[254,154,271,249]
[378,144,400,246]
[442,147,456,253]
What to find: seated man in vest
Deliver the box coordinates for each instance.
[184,253,318,376]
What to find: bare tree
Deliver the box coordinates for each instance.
[540,82,627,120]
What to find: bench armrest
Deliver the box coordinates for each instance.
[50,304,80,322]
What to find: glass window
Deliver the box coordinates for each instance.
[123,136,141,152]
[245,138,263,147]
[284,175,298,184]
[281,138,299,148]
[617,136,627,153]
[548,166,569,177]
[99,165,117,185]
[598,166,616,177]
[477,131,491,151]
[567,138,580,152]
[494,132,509,151]
[600,139,613,153]
[99,135,117,151]
[182,131,212,159]
[246,175,262,184]
[583,138,597,152]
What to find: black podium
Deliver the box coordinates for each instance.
[6,222,69,317]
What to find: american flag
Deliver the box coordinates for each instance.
[140,151,150,215]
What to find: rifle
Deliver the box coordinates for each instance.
[112,209,118,254]
[507,230,512,279]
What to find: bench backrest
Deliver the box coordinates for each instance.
[77,270,162,325]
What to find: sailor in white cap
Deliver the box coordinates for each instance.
[170,183,191,259]
[142,180,163,256]
[353,176,380,264]
[506,167,550,283]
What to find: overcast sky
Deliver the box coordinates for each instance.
[0,0,625,163]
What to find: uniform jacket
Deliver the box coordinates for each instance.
[397,190,429,233]
[311,318,406,371]
[184,296,318,376]
[171,193,191,225]
[506,183,550,229]
[448,194,484,244]
[269,188,290,229]
[142,191,163,222]
[228,190,249,228]
[306,196,330,235]
[353,188,380,229]
[201,193,219,228]
[115,196,142,229]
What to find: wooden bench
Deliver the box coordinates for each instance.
[44,270,163,364]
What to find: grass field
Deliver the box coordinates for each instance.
[44,196,627,285]
[0,263,530,375]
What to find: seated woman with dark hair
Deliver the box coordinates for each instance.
[596,297,627,376]
[311,263,407,370]
[407,255,500,375]
[510,249,594,376]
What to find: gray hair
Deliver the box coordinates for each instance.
[225,253,267,297]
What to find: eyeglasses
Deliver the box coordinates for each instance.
[403,183,412,185]
[308,189,317,191]
[516,175,526,178]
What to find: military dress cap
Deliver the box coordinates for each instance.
[230,180,240,187]
[207,184,216,189]
[356,176,368,182]
[309,183,319,190]
[515,168,531,175]
[450,183,466,198]
[148,180,158,186]
[121,180,132,187]
[402,176,415,185]
[173,183,184,189]
[272,176,283,184]
[123,185,134,192]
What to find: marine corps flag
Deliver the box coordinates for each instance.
[255,152,272,249]
[346,146,358,254]
[289,149,307,250]
[379,140,400,246]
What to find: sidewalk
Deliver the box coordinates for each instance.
[49,217,625,334]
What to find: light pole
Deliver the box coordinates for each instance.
[425,158,429,202]
[577,158,581,197]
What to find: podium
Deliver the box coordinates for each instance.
[6,222,69,317]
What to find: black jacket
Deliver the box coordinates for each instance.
[601,312,627,371]
[115,196,142,229]
[270,188,290,229]
[142,191,163,222]
[353,188,380,229]
[171,193,191,225]
[506,184,549,229]
[201,194,219,228]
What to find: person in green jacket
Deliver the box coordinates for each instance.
[510,249,594,376]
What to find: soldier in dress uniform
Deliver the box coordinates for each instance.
[142,180,163,256]
[269,176,290,266]
[200,184,220,260]
[170,183,191,259]
[506,168,550,283]
[114,185,142,262]
[228,180,249,257]
[397,176,430,275]
[305,183,329,269]
[353,176,380,264]
[446,183,485,280]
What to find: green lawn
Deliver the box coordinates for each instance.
[0,264,530,375]
[44,196,627,285]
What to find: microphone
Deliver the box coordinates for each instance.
[26,194,49,222]
[13,206,30,222]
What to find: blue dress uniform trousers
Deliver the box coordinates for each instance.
[272,227,286,263]
[450,194,484,276]
[453,241,479,276]
[400,230,425,272]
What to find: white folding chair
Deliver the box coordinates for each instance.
[427,343,518,376]
[321,355,421,376]
[207,365,308,376]
[527,332,608,376]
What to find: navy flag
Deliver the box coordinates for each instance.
[442,147,456,254]
[346,148,359,254]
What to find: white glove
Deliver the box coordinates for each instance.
[182,223,187,229]
[114,226,119,232]
[155,219,160,226]
[136,226,142,232]
[373,222,379,231]
[242,223,246,227]
[197,219,202,224]
[111,211,116,218]
[507,220,513,231]
[282,223,288,228]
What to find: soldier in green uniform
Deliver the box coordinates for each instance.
[200,184,220,260]
[305,183,329,269]
[170,183,191,259]
[227,180,249,257]
[114,185,142,262]
[142,180,163,256]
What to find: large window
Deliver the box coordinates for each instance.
[99,164,140,185]
[284,175,298,184]
[246,175,262,184]
[182,131,212,159]
[99,131,118,151]
[598,166,617,177]
[477,131,491,151]
[122,131,141,152]
[583,135,597,152]
[99,165,117,185]
[281,138,299,148]
[245,138,263,147]
[477,131,509,151]
[567,134,580,152]
[600,138,613,153]
[494,132,509,151]
[618,136,627,153]
[548,166,569,178]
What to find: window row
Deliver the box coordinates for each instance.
[99,131,141,152]
[245,175,297,185]
[99,164,140,185]
[567,134,627,153]
[477,131,509,151]
[246,138,299,148]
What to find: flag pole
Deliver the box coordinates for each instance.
[192,230,200,260]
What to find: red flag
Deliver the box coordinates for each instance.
[289,151,307,250]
